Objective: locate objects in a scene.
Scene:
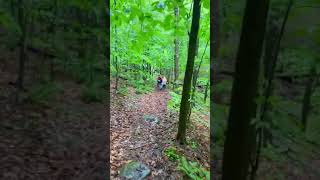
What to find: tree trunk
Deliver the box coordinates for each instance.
[10,0,16,19]
[204,80,209,103]
[188,39,209,122]
[174,6,180,89]
[16,0,27,102]
[114,0,119,90]
[250,2,293,179]
[221,0,270,179]
[211,0,220,176]
[50,0,58,82]
[302,65,316,132]
[260,0,293,147]
[176,0,201,144]
[106,0,111,178]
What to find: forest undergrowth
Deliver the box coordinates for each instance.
[110,80,210,179]
[213,74,320,180]
[0,49,107,179]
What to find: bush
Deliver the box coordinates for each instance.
[117,87,129,96]
[81,84,106,103]
[178,157,210,180]
[164,146,210,180]
[27,82,62,106]
[164,146,180,161]
[168,91,181,112]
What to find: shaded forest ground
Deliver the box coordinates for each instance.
[0,48,107,179]
[110,80,210,179]
[213,62,320,179]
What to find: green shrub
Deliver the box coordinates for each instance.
[168,91,181,111]
[81,84,105,103]
[27,82,62,106]
[164,146,180,161]
[164,146,210,180]
[117,87,129,96]
[178,157,210,180]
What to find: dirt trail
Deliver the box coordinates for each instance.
[111,88,182,179]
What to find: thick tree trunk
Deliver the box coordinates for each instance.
[176,0,201,144]
[221,0,270,179]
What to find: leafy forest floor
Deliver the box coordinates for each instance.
[110,82,210,179]
[0,51,107,179]
[213,71,320,180]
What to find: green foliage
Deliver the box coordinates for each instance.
[178,157,210,180]
[0,10,21,35]
[261,144,285,162]
[216,79,233,95]
[81,84,105,103]
[187,140,199,150]
[164,146,180,161]
[164,146,210,179]
[110,0,210,97]
[131,78,154,94]
[117,87,129,96]
[212,103,228,145]
[26,82,62,106]
[168,91,182,111]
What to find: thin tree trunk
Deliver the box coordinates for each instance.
[10,0,15,19]
[174,6,180,90]
[211,0,220,174]
[50,0,58,82]
[302,65,316,132]
[16,0,27,103]
[204,80,209,103]
[221,0,270,179]
[251,1,293,179]
[176,0,201,144]
[114,0,119,90]
[188,39,209,122]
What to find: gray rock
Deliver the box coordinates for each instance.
[143,115,159,125]
[119,161,151,180]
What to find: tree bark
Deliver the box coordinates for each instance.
[49,0,58,82]
[221,0,270,179]
[211,0,220,175]
[188,39,209,123]
[16,0,27,103]
[174,6,180,89]
[250,2,293,179]
[176,0,201,144]
[302,65,316,132]
[260,0,293,148]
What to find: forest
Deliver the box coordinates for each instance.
[0,0,319,179]
[110,0,211,179]
[214,0,320,179]
[0,0,108,179]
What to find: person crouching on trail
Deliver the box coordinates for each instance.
[157,75,162,89]
[161,76,167,90]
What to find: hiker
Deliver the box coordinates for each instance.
[161,76,167,90]
[157,75,162,89]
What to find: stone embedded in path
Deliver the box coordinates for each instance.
[119,161,151,180]
[143,115,159,125]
